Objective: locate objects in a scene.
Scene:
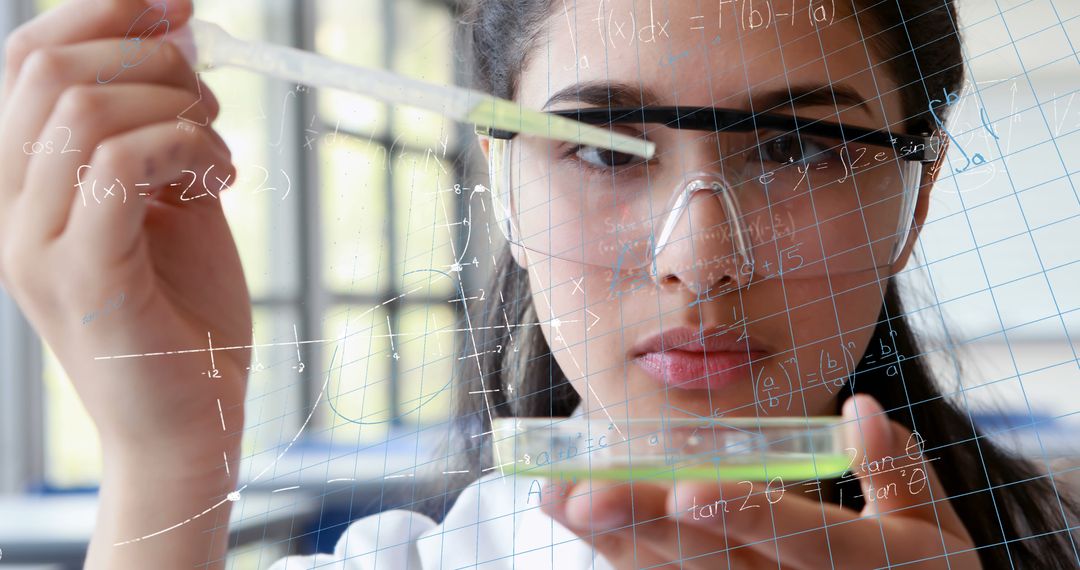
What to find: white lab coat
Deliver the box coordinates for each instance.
[267,472,615,569]
[266,401,613,570]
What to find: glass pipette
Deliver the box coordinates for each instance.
[169,19,655,160]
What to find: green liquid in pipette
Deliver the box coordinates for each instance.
[465,100,655,159]
[503,454,851,481]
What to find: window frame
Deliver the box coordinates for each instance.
[0,0,46,495]
[285,0,475,429]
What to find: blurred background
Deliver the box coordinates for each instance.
[0,0,1077,567]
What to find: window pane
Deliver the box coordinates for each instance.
[35,0,63,12]
[393,153,456,297]
[321,137,392,294]
[396,303,456,428]
[391,0,455,150]
[241,306,305,461]
[216,92,285,300]
[197,1,296,300]
[315,0,388,138]
[196,0,267,38]
[318,306,393,443]
[44,348,100,487]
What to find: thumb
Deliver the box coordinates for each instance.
[842,394,899,516]
[841,394,971,541]
[841,396,941,514]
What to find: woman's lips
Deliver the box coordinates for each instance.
[634,350,767,390]
[629,326,769,390]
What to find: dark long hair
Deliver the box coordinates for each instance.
[442,1,1080,567]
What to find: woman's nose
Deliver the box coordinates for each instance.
[650,177,752,297]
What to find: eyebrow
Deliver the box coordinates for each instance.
[543,80,873,117]
[755,82,873,117]
[543,81,663,109]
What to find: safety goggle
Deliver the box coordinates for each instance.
[482,106,939,282]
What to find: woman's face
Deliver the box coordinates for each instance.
[505,0,927,421]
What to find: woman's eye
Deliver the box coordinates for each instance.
[760,135,838,166]
[574,145,637,169]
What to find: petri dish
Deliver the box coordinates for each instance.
[491,416,850,481]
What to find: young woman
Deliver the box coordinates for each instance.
[0,0,1075,568]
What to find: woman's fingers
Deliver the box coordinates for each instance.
[0,38,208,206]
[653,396,976,568]
[667,479,947,568]
[12,83,220,244]
[4,120,229,319]
[540,397,979,569]
[62,121,232,265]
[548,475,860,569]
[628,483,771,568]
[2,0,191,96]
[564,479,668,532]
[541,479,664,567]
[664,479,866,569]
[543,478,773,568]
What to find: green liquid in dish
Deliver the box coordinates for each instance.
[504,454,852,481]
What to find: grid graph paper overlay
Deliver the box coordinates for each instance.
[59,0,1080,568]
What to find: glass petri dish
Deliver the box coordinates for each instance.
[491,416,850,481]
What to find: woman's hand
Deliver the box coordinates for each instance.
[542,395,981,569]
[0,0,250,566]
[0,0,250,465]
